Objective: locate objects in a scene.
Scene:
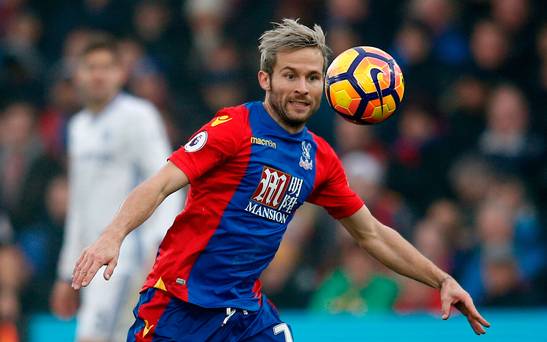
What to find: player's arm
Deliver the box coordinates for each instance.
[51,155,82,318]
[340,206,490,334]
[71,161,187,290]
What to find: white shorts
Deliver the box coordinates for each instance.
[75,235,151,341]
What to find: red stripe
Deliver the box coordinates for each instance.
[252,279,263,304]
[143,105,252,302]
[134,290,172,341]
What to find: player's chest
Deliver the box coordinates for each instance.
[70,119,127,165]
[236,135,316,216]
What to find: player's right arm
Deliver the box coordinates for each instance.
[71,161,188,290]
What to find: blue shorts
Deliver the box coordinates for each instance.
[127,288,293,341]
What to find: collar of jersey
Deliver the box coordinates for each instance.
[253,101,308,139]
[85,92,123,121]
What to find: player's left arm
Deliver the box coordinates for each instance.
[340,206,491,335]
[131,103,184,250]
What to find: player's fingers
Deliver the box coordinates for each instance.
[103,258,117,280]
[459,298,491,328]
[441,297,452,320]
[469,317,486,335]
[73,252,95,288]
[464,301,491,328]
[72,253,85,277]
[476,314,491,328]
[72,254,91,289]
[81,260,103,287]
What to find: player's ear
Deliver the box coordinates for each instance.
[258,70,271,91]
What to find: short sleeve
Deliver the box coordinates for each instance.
[306,135,364,219]
[169,108,245,183]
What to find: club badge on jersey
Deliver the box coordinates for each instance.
[299,141,313,170]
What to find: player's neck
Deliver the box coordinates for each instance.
[262,99,305,135]
[86,93,117,114]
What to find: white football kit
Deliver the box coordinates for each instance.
[57,93,183,340]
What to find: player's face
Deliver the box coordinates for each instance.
[259,47,324,131]
[75,49,123,106]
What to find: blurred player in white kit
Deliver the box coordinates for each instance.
[49,35,183,342]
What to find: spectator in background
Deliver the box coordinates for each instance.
[199,41,246,112]
[490,0,535,71]
[468,19,512,83]
[184,0,229,59]
[458,195,544,306]
[43,0,125,60]
[396,220,450,313]
[407,0,468,67]
[534,23,547,130]
[425,199,471,253]
[334,118,388,161]
[442,75,488,157]
[132,0,187,82]
[0,211,26,342]
[325,24,360,57]
[37,75,79,158]
[391,21,439,99]
[449,155,495,218]
[459,200,515,303]
[0,102,50,229]
[479,84,544,183]
[0,10,44,102]
[310,229,399,314]
[486,177,545,287]
[17,174,67,315]
[1,11,43,79]
[326,0,395,47]
[0,0,27,37]
[342,151,412,236]
[387,103,448,213]
[481,245,536,307]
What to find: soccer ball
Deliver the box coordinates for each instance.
[325,46,404,125]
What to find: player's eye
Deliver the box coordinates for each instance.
[284,73,295,80]
[308,74,321,81]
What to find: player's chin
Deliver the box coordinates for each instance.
[285,104,315,122]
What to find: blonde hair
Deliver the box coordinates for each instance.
[259,18,330,74]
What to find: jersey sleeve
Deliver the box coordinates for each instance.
[169,108,245,183]
[306,135,364,219]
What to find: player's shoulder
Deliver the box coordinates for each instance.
[206,103,250,130]
[308,130,337,157]
[115,93,158,118]
[67,108,88,132]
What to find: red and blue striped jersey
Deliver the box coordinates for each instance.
[142,101,364,310]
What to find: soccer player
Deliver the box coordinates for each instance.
[51,37,183,342]
[72,20,490,341]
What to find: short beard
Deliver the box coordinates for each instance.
[267,79,308,128]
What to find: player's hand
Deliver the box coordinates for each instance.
[71,230,122,290]
[50,280,79,319]
[440,276,490,335]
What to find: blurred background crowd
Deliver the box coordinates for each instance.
[0,0,546,339]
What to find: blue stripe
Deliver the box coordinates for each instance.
[126,288,157,341]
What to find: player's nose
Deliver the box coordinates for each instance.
[294,76,309,95]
